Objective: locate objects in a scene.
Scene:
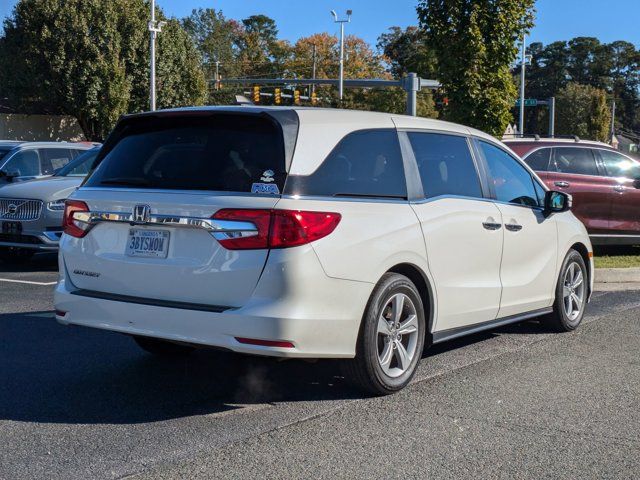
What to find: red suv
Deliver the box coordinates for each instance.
[505,138,640,245]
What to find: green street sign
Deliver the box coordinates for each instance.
[515,98,538,107]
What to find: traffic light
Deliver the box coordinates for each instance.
[253,86,260,103]
[311,91,317,106]
[293,89,300,105]
[274,88,281,105]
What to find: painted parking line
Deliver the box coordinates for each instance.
[0,278,57,286]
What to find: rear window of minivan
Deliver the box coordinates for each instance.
[85,114,287,193]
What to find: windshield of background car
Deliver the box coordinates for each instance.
[56,149,99,177]
[84,114,286,193]
[0,147,12,163]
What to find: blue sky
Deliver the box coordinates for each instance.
[0,0,638,48]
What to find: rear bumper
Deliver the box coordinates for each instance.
[54,246,373,358]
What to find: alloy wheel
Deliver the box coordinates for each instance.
[376,293,419,378]
[562,261,585,322]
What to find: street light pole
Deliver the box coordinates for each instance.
[519,33,526,137]
[148,0,166,111]
[331,9,352,101]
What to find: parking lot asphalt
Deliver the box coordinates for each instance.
[1,254,639,479]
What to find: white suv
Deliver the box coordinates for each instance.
[55,107,593,395]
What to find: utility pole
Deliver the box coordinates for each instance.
[214,60,221,91]
[548,96,556,138]
[148,0,166,111]
[331,9,352,101]
[311,44,317,97]
[610,100,616,144]
[519,33,526,137]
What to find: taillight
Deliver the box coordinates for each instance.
[212,209,341,250]
[212,209,271,250]
[269,210,341,248]
[63,200,91,238]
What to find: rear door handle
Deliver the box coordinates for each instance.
[505,223,523,232]
[554,181,570,188]
[613,185,625,193]
[482,222,502,231]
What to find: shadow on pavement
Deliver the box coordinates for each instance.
[0,309,550,425]
[0,252,58,273]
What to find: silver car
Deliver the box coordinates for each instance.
[0,147,99,263]
[0,141,94,185]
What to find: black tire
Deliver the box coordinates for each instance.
[133,336,196,357]
[543,249,588,332]
[343,273,426,396]
[0,247,35,264]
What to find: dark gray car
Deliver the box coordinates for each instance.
[0,147,99,262]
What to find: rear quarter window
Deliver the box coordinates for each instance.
[284,129,407,199]
[85,114,286,193]
[523,148,552,171]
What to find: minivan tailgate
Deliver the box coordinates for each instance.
[62,189,279,308]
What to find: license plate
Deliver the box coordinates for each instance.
[126,229,170,258]
[1,221,22,235]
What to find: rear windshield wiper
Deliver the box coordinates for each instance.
[333,193,407,200]
[99,177,150,187]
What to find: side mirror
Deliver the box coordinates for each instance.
[633,178,640,189]
[0,169,19,182]
[544,190,572,215]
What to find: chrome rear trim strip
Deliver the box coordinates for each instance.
[72,211,259,239]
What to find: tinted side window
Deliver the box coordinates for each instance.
[5,150,40,177]
[284,130,406,198]
[551,147,598,176]
[597,149,640,179]
[479,141,540,207]
[408,132,482,199]
[40,148,74,174]
[524,148,551,171]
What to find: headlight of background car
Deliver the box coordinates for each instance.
[47,199,66,211]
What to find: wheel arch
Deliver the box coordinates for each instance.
[386,263,435,347]
[569,242,592,298]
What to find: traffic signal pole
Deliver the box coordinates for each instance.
[221,74,441,116]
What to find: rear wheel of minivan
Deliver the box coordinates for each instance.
[133,336,196,357]
[344,273,426,396]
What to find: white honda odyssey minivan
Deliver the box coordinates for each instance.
[55,107,593,395]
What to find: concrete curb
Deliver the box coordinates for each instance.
[595,267,640,284]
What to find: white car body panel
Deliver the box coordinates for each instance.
[54,107,593,359]
[494,203,558,317]
[411,198,503,330]
[62,188,279,307]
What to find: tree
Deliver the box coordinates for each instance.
[182,8,242,80]
[235,14,291,78]
[346,88,438,118]
[417,0,535,137]
[286,33,385,80]
[556,83,611,142]
[0,0,206,141]
[377,26,437,78]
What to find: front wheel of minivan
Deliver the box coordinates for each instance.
[343,273,426,396]
[133,336,196,357]
[543,249,588,332]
